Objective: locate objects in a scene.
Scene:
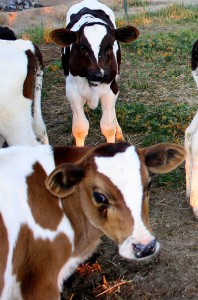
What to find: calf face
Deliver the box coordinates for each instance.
[50,25,139,85]
[49,0,139,146]
[46,142,186,260]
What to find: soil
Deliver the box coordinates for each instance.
[1,1,198,299]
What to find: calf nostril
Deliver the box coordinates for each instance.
[94,71,103,80]
[132,238,157,259]
[87,70,104,82]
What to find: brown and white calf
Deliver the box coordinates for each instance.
[0,142,185,299]
[185,39,198,219]
[0,26,48,147]
[49,0,139,146]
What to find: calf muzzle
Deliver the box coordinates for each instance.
[132,238,157,259]
[87,70,104,82]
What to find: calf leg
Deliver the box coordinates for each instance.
[189,130,198,219]
[100,92,124,143]
[185,111,198,201]
[69,99,89,147]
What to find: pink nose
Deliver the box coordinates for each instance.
[132,238,157,259]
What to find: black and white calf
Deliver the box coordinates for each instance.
[50,0,139,146]
[0,26,48,147]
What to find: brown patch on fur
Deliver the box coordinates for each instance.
[27,163,63,230]
[12,224,72,299]
[23,50,36,99]
[61,190,102,258]
[0,214,8,295]
[53,145,92,165]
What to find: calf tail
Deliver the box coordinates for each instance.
[32,44,49,144]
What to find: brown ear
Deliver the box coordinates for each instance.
[49,28,78,47]
[141,143,186,174]
[45,163,84,197]
[114,26,139,43]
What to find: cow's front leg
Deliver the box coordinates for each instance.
[100,92,123,143]
[185,113,198,204]
[115,116,125,142]
[189,130,198,220]
[70,99,89,147]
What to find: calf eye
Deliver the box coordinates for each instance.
[93,191,108,205]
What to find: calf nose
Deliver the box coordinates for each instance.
[132,239,157,259]
[87,70,104,82]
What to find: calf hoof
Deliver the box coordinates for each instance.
[193,207,198,221]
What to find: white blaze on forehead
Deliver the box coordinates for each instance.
[84,24,107,63]
[95,146,154,245]
[95,146,143,219]
[66,0,116,27]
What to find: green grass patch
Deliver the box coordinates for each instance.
[128,0,149,7]
[91,102,196,147]
[119,21,198,103]
[20,24,46,44]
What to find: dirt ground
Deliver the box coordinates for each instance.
[1,1,198,299]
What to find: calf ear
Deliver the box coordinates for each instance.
[45,163,84,197]
[141,143,186,174]
[49,28,78,47]
[114,26,140,43]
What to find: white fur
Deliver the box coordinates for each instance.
[58,256,84,291]
[0,145,74,299]
[0,39,48,146]
[66,0,116,27]
[185,67,198,210]
[84,25,107,64]
[95,146,157,259]
[185,112,198,204]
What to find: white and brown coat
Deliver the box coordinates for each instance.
[0,142,185,299]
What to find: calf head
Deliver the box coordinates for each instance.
[45,142,185,260]
[49,25,139,84]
